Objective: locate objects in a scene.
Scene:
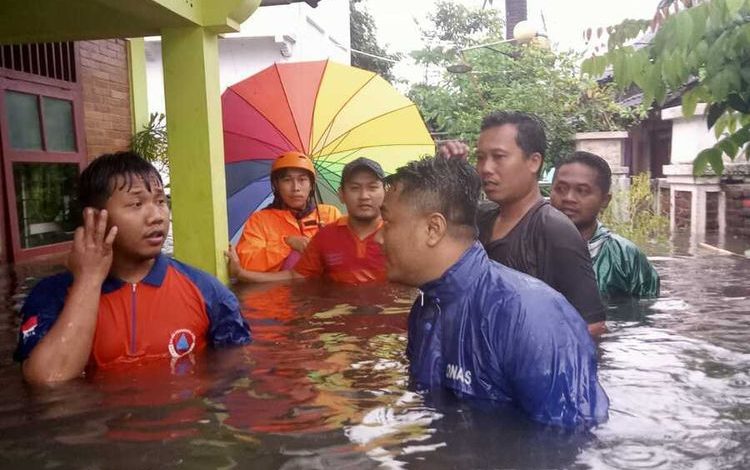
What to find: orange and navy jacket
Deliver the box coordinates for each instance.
[235,204,341,272]
[13,255,251,368]
[293,216,386,285]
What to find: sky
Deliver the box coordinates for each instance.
[364,0,660,83]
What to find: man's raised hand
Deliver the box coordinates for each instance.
[437,140,470,160]
[68,208,118,284]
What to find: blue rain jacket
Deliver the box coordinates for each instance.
[408,242,609,428]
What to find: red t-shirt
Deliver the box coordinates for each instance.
[293,217,386,284]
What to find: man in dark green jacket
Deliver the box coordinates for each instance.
[550,151,660,298]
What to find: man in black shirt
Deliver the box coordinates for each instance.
[441,111,606,336]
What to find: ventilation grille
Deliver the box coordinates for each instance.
[0,42,77,83]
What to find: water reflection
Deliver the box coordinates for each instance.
[0,251,747,469]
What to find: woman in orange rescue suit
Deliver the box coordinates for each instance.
[234,151,341,272]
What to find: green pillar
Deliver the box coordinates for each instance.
[161,26,229,281]
[127,38,150,134]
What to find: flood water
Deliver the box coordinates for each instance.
[0,243,748,469]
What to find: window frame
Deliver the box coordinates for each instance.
[0,48,86,262]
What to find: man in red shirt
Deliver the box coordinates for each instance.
[226,157,386,285]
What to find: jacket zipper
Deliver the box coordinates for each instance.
[130,283,137,355]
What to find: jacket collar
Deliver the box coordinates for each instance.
[418,242,487,303]
[101,254,169,294]
[588,221,611,259]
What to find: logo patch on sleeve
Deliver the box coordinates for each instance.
[21,316,38,339]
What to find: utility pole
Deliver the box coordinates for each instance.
[505,0,528,39]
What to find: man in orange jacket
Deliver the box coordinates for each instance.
[227,157,386,285]
[234,151,341,272]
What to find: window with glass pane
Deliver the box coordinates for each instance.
[42,97,76,152]
[13,163,80,249]
[5,91,42,150]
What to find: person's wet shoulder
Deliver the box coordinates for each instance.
[536,203,585,244]
[609,232,646,257]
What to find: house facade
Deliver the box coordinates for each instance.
[145,0,350,115]
[0,0,267,278]
[0,40,134,263]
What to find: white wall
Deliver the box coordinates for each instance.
[145,0,351,115]
[662,105,722,165]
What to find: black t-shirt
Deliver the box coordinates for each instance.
[477,199,606,324]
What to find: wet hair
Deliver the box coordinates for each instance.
[556,151,612,194]
[385,155,480,240]
[480,111,546,176]
[78,151,163,209]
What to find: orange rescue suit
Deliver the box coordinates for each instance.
[235,204,341,272]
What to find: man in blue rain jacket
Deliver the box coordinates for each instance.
[375,156,609,428]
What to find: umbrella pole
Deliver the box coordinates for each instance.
[315,182,323,205]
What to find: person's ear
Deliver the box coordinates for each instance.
[425,212,448,247]
[338,187,345,204]
[602,192,612,210]
[527,152,543,175]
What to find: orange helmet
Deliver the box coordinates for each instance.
[271,151,316,176]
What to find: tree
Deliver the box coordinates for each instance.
[349,0,399,82]
[409,1,641,168]
[583,0,750,176]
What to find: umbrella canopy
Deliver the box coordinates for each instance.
[222,59,435,242]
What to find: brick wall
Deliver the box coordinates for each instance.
[674,190,691,231]
[78,40,132,161]
[659,187,670,217]
[723,184,750,240]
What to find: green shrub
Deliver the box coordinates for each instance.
[131,112,168,171]
[601,172,669,252]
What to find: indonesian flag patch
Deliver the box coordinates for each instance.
[21,316,38,339]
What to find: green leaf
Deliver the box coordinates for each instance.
[676,9,694,48]
[708,0,726,26]
[681,88,700,117]
[718,136,739,158]
[726,0,745,18]
[693,147,715,175]
[707,102,728,129]
[727,93,750,113]
[694,39,709,62]
[730,125,750,148]
[691,5,709,41]
[709,146,725,174]
[728,113,739,133]
[693,147,723,175]
[612,50,630,87]
[714,113,729,139]
[669,51,687,87]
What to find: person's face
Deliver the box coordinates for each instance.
[339,169,384,222]
[476,124,542,204]
[276,168,312,210]
[374,185,429,286]
[104,175,170,261]
[550,162,610,229]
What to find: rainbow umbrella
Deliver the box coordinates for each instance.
[222,60,435,242]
